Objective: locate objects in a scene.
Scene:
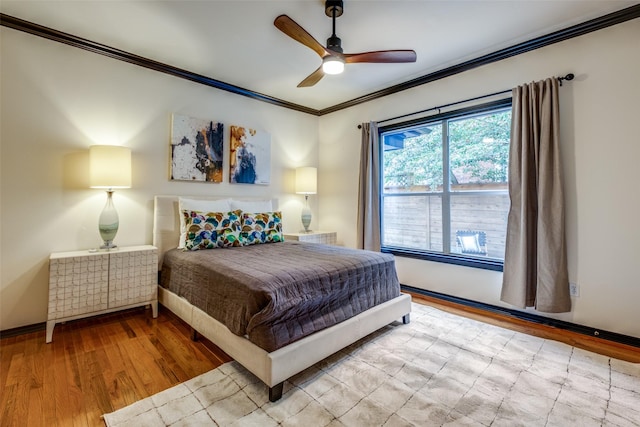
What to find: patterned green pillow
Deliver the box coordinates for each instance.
[183,210,243,250]
[241,211,283,245]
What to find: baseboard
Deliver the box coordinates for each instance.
[401,285,640,349]
[0,322,46,339]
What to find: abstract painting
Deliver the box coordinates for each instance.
[229,125,271,185]
[170,114,224,182]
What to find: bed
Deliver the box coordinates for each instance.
[153,195,411,401]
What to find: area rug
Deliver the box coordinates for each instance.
[103,303,640,426]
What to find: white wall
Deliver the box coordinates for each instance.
[318,19,640,339]
[0,28,319,330]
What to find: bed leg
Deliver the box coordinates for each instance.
[403,313,410,324]
[190,327,200,341]
[269,383,284,402]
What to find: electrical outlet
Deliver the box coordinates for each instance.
[569,282,580,297]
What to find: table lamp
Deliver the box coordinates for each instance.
[295,166,317,232]
[89,145,131,249]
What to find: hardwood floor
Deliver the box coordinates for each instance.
[1,296,638,426]
[0,306,230,427]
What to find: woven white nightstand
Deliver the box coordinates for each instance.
[46,245,158,343]
[284,231,337,245]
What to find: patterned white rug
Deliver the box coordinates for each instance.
[103,303,640,426]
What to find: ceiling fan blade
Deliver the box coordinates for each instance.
[274,15,329,58]
[297,66,325,88]
[344,50,417,64]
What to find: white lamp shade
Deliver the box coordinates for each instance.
[295,167,317,194]
[89,145,132,188]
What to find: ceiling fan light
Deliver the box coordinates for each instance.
[322,56,344,75]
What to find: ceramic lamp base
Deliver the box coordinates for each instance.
[301,205,312,233]
[99,190,119,249]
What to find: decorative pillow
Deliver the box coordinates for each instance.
[183,210,243,250]
[230,199,273,213]
[178,198,231,249]
[241,211,283,245]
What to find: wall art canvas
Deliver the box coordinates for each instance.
[170,114,224,182]
[229,125,271,185]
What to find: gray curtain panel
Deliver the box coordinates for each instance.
[501,78,571,313]
[357,122,381,251]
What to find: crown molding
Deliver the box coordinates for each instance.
[2,4,639,116]
[0,13,319,116]
[318,4,640,115]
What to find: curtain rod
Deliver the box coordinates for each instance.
[357,73,574,129]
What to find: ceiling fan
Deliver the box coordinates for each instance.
[274,0,417,87]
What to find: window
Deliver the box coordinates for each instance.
[380,100,511,270]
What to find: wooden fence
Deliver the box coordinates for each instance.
[382,192,509,259]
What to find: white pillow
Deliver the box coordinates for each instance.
[177,197,231,248]
[230,199,273,213]
[460,235,480,252]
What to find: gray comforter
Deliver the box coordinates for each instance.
[160,241,401,352]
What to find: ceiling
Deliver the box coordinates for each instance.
[1,1,637,111]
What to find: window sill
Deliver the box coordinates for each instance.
[382,247,504,272]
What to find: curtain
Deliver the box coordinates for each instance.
[356,122,381,251]
[501,78,571,313]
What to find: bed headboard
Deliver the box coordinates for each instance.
[152,195,278,270]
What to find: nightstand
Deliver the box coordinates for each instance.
[46,245,158,343]
[284,231,337,245]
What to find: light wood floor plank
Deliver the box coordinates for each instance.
[26,342,46,427]
[41,345,58,427]
[27,377,45,427]
[64,332,90,427]
[51,336,73,427]
[2,353,29,426]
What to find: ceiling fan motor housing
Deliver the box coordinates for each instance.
[326,35,343,53]
[325,0,344,18]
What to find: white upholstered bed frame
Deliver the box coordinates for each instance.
[152,195,412,401]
